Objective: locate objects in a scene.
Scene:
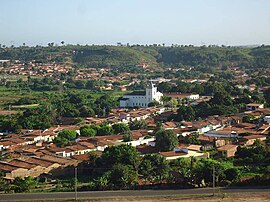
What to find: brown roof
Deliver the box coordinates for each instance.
[130,131,144,140]
[159,151,186,157]
[217,144,238,151]
[94,135,123,141]
[164,93,197,99]
[0,141,14,146]
[187,145,202,151]
[163,122,177,128]
[26,157,55,167]
[246,103,263,107]
[40,155,71,165]
[72,154,90,161]
[78,141,96,149]
[8,159,37,169]
[23,148,38,153]
[181,121,193,127]
[68,144,91,151]
[10,138,26,144]
[198,135,214,142]
[242,135,267,140]
[147,123,157,127]
[234,123,257,129]
[258,124,270,130]
[136,145,158,154]
[0,162,21,172]
[37,149,55,155]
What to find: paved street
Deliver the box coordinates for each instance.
[1,187,270,201]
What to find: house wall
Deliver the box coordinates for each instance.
[215,139,226,147]
[28,166,47,177]
[205,131,238,138]
[46,163,61,173]
[124,137,155,147]
[198,126,211,134]
[219,147,237,158]
[245,137,266,146]
[264,116,270,123]
[164,156,183,160]
[226,148,237,157]
[246,105,264,111]
[187,94,200,100]
[7,168,29,178]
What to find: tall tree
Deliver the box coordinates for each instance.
[155,129,178,152]
[139,154,169,182]
[97,144,140,170]
[112,123,130,134]
[176,105,195,121]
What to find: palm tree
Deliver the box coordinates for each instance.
[161,96,172,107]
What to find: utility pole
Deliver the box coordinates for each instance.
[75,167,78,201]
[75,138,79,201]
[212,166,215,196]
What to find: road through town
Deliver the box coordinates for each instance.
[1,187,270,201]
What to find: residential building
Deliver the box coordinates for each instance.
[246,103,264,111]
[217,144,238,158]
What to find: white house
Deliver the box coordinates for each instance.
[164,93,200,100]
[246,103,264,111]
[123,136,155,147]
[264,116,270,123]
[120,81,163,108]
[205,130,238,138]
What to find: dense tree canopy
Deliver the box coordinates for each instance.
[80,125,97,137]
[139,154,170,182]
[155,129,178,152]
[96,144,140,170]
[53,129,77,147]
[112,123,130,134]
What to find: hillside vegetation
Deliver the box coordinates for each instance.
[0,44,270,68]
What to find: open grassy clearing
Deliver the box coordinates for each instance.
[0,85,131,110]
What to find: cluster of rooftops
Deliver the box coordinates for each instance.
[0,106,270,180]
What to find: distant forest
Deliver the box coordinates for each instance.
[0,44,270,68]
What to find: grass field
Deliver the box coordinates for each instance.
[0,86,43,110]
[0,85,131,110]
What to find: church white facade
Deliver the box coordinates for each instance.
[120,82,163,108]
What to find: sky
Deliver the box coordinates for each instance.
[1,0,270,46]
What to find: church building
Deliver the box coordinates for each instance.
[120,81,163,108]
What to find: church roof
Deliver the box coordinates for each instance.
[126,91,146,96]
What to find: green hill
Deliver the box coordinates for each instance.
[73,46,158,67]
[0,44,269,68]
